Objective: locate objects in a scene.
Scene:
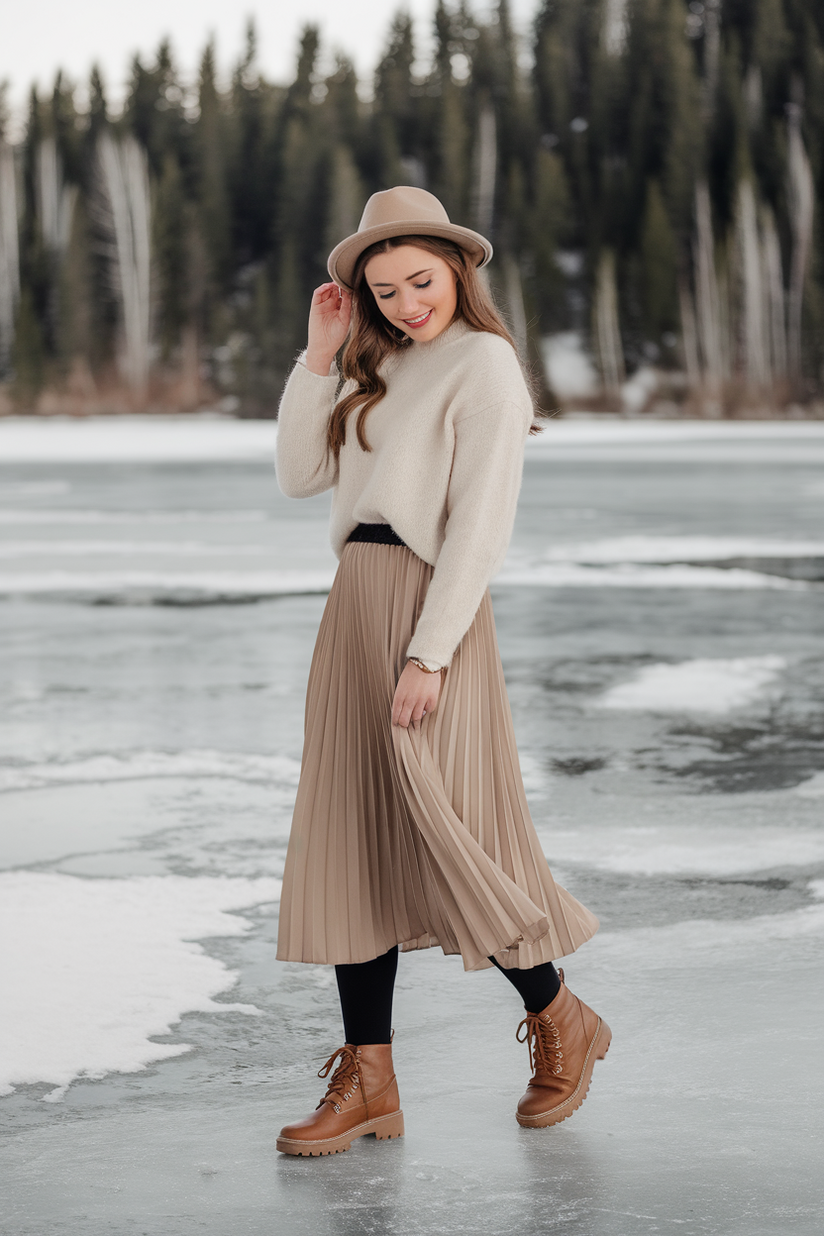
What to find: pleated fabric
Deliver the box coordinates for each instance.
[276,542,599,973]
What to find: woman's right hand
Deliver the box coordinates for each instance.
[305,282,352,375]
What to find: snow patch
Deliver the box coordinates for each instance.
[0,569,335,599]
[0,873,279,1100]
[0,416,275,462]
[542,822,824,877]
[0,540,273,558]
[796,772,824,799]
[497,563,802,590]
[589,900,824,964]
[621,365,658,414]
[595,656,785,714]
[0,509,267,525]
[536,536,824,563]
[0,749,302,794]
[540,332,599,399]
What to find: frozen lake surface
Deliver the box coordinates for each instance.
[1,418,823,1235]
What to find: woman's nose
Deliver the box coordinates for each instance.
[397,292,422,317]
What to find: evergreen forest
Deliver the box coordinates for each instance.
[1,0,823,417]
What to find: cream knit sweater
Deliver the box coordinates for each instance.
[275,319,533,669]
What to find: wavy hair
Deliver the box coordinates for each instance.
[327,235,537,457]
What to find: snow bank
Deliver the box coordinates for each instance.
[0,873,279,1100]
[596,656,785,713]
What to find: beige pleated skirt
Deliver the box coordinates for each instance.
[276,540,599,972]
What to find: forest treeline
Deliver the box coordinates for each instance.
[0,0,823,417]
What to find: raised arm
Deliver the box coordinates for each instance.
[275,283,352,499]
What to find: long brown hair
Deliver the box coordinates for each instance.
[328,235,532,457]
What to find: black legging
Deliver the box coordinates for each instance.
[335,947,561,1045]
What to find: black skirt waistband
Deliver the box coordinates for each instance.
[347,523,408,548]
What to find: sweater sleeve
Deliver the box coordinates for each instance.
[405,400,530,669]
[275,356,340,498]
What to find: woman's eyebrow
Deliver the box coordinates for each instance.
[370,268,434,287]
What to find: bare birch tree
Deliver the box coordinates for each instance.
[97,132,151,395]
[786,101,814,384]
[0,139,19,372]
[36,137,76,255]
[693,182,724,389]
[594,250,624,394]
[736,179,769,388]
[472,103,496,239]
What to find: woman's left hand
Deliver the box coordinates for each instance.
[392,661,443,728]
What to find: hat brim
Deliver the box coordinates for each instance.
[327,221,493,289]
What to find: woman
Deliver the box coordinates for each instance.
[274,186,609,1157]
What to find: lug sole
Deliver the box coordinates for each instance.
[276,1109,405,1157]
[516,1018,612,1129]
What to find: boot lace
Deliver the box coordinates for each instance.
[516,1013,564,1077]
[316,1046,361,1114]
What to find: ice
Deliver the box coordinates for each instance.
[0,749,302,793]
[542,820,824,876]
[0,565,807,603]
[534,535,824,562]
[2,418,823,1234]
[497,561,803,589]
[0,873,280,1101]
[0,415,276,462]
[3,413,824,465]
[0,539,275,556]
[0,508,268,524]
[796,772,824,798]
[0,568,336,599]
[595,656,786,713]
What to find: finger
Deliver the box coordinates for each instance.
[311,283,337,302]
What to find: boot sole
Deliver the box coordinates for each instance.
[276,1110,405,1156]
[516,1018,612,1129]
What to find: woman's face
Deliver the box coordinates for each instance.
[363,245,458,342]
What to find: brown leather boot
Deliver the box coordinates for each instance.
[276,1042,404,1156]
[515,970,611,1128]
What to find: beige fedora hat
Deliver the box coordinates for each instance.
[327,186,493,289]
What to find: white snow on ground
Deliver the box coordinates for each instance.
[595,656,785,713]
[0,873,280,1101]
[0,564,806,599]
[796,772,824,798]
[0,416,276,462]
[496,562,803,589]
[0,750,302,794]
[0,540,275,556]
[0,569,337,596]
[540,332,599,398]
[533,535,824,562]
[0,509,268,524]
[540,821,824,877]
[588,898,824,965]
[3,414,824,463]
